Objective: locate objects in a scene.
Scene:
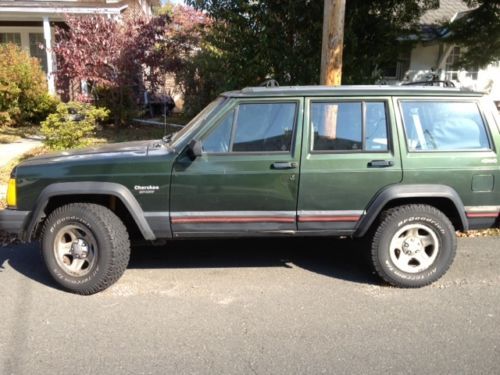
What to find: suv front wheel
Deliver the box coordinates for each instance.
[41,203,131,295]
[370,204,456,288]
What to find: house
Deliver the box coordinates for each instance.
[0,0,159,95]
[385,0,500,107]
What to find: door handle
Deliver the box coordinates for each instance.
[368,160,394,168]
[271,162,298,170]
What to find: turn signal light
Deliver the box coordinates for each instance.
[6,178,16,207]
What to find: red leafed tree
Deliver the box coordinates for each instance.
[53,6,210,124]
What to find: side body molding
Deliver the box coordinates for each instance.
[354,184,468,237]
[22,182,156,241]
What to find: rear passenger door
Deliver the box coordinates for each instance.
[297,97,403,232]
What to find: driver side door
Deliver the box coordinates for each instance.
[170,98,303,236]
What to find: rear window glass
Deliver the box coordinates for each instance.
[400,101,490,151]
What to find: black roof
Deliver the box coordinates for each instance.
[223,85,484,98]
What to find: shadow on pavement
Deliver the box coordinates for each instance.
[129,237,379,285]
[0,242,62,290]
[0,237,379,292]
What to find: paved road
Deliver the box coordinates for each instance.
[1,237,499,374]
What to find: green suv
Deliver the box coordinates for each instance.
[1,86,499,294]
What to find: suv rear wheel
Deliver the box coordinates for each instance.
[41,203,131,295]
[370,204,456,288]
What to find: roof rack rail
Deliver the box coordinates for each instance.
[402,80,455,88]
[259,79,280,88]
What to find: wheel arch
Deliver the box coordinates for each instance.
[22,182,156,242]
[354,184,468,237]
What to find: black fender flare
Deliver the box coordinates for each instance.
[22,182,156,241]
[354,184,468,237]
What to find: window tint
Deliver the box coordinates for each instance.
[401,101,490,151]
[365,102,389,151]
[311,102,362,151]
[311,101,389,152]
[202,110,234,153]
[232,103,296,152]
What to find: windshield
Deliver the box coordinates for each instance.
[170,97,227,146]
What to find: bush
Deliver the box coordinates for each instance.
[41,102,109,150]
[0,44,58,126]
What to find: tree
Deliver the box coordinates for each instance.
[183,0,437,112]
[54,14,170,124]
[446,0,500,68]
[342,0,438,84]
[0,44,58,126]
[186,0,324,88]
[54,7,210,123]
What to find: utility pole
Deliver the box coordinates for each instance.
[320,0,346,86]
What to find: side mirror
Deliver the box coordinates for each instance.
[187,139,203,160]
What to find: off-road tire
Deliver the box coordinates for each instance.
[371,204,456,288]
[41,203,130,295]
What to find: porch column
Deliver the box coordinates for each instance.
[43,16,56,95]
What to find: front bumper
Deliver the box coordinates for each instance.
[0,209,30,237]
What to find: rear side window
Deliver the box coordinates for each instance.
[201,102,297,153]
[310,101,389,152]
[400,101,490,151]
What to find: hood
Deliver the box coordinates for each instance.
[20,140,167,166]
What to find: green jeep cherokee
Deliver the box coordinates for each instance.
[1,86,499,294]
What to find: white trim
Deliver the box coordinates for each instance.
[297,210,365,216]
[0,6,128,15]
[465,206,500,213]
[170,211,297,218]
[43,16,55,95]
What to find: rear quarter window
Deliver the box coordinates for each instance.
[400,100,491,151]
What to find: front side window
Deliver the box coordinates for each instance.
[401,101,490,151]
[202,109,234,153]
[201,102,297,153]
[311,101,389,152]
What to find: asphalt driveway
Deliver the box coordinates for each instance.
[1,236,499,374]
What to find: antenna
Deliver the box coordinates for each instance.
[163,96,167,138]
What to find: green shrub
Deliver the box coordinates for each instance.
[41,102,109,150]
[0,44,58,126]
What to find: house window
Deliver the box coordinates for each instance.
[0,33,21,46]
[445,46,478,81]
[29,33,48,73]
[382,50,411,81]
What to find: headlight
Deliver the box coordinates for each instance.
[6,178,16,207]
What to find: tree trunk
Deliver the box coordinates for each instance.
[320,0,346,86]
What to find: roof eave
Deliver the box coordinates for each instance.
[0,5,128,15]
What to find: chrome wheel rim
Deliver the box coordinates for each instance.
[389,224,439,274]
[53,224,98,277]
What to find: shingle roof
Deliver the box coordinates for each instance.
[420,0,473,25]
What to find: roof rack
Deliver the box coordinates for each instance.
[259,79,280,88]
[401,80,456,88]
